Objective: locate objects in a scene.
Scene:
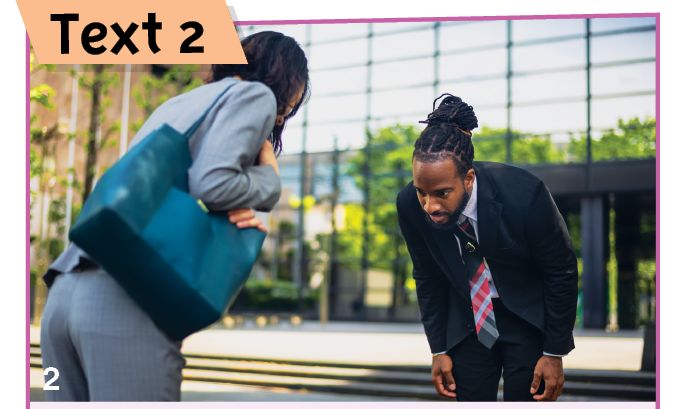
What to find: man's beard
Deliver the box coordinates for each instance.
[424,187,470,232]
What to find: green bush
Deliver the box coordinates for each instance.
[229,279,318,312]
[30,268,38,287]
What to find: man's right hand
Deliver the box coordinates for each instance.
[431,353,457,398]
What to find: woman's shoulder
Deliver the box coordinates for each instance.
[227,80,275,105]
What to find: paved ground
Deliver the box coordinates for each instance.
[29,321,645,402]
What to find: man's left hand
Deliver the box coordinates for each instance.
[530,355,564,401]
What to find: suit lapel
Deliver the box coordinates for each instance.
[430,227,472,303]
[474,163,502,258]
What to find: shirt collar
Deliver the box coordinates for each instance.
[462,174,478,222]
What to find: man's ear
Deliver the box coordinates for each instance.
[464,168,475,190]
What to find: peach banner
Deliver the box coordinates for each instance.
[16,0,246,64]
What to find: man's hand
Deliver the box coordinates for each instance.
[227,208,268,233]
[431,354,457,398]
[531,355,564,401]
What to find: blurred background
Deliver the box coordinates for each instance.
[29,17,656,332]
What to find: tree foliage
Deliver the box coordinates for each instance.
[131,64,204,132]
[569,117,656,161]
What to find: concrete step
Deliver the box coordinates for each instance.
[30,344,655,401]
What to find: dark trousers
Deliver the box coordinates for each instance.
[448,298,546,402]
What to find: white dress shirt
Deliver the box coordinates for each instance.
[432,175,566,358]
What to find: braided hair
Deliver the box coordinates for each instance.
[413,93,478,178]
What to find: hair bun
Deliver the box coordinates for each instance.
[437,95,478,133]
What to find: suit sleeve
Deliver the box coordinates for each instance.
[188,82,281,212]
[524,180,579,355]
[397,194,451,354]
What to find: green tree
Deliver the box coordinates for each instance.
[342,125,419,314]
[131,64,203,132]
[569,117,656,161]
[472,127,566,164]
[73,64,121,203]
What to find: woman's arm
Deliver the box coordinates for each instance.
[188,82,281,212]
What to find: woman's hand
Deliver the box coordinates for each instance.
[227,208,268,233]
[258,140,279,176]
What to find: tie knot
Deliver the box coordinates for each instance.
[459,217,470,231]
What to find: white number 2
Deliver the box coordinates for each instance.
[43,367,60,391]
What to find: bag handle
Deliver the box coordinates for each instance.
[184,81,239,140]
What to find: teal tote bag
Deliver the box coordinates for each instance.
[69,83,267,340]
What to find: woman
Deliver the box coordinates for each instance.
[40,31,310,402]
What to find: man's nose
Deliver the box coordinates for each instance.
[425,197,441,213]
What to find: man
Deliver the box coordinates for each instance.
[397,94,578,402]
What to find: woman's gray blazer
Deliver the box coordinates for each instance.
[45,77,281,285]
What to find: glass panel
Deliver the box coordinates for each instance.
[371,115,426,132]
[311,23,368,44]
[474,107,507,130]
[472,126,506,163]
[371,58,434,90]
[310,65,367,96]
[307,93,367,124]
[591,17,656,33]
[372,29,435,62]
[591,32,656,64]
[439,20,507,51]
[439,48,507,81]
[511,101,587,134]
[278,125,304,154]
[373,21,434,35]
[512,39,586,72]
[244,24,308,45]
[590,94,655,131]
[305,121,368,152]
[370,86,435,118]
[591,62,656,96]
[310,37,368,70]
[440,78,508,107]
[512,18,585,43]
[512,70,586,104]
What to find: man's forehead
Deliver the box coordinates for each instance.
[413,158,460,184]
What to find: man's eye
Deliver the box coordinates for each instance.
[439,191,449,197]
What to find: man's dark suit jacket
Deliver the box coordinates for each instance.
[397,161,578,356]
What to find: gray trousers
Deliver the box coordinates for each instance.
[40,268,186,401]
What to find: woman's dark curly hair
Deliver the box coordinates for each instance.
[206,31,310,154]
[413,93,479,178]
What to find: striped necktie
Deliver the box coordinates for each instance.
[456,215,499,349]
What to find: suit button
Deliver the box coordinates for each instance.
[468,324,474,331]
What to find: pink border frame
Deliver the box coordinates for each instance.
[26,12,660,408]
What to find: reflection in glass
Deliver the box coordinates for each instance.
[512,39,586,72]
[311,23,368,44]
[439,48,507,81]
[370,86,435,118]
[310,66,367,96]
[590,95,655,130]
[591,17,656,33]
[512,70,586,104]
[310,38,369,70]
[440,79,508,107]
[511,101,587,134]
[372,29,434,61]
[591,32,656,64]
[371,58,434,90]
[512,18,585,43]
[438,20,506,51]
[308,93,367,123]
[591,63,656,96]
